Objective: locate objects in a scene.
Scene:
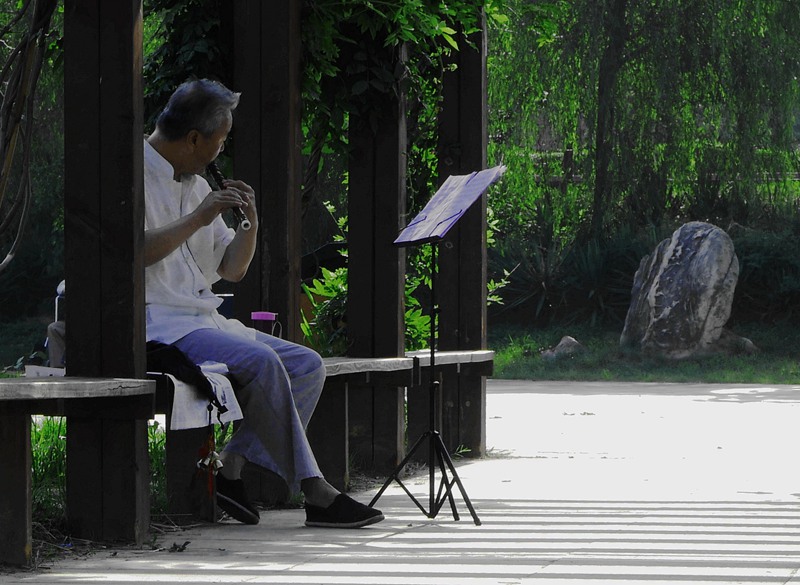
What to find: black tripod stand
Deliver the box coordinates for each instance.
[368,165,506,525]
[369,242,481,525]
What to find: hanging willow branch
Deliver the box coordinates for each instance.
[0,0,58,274]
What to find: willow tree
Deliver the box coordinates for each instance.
[0,0,59,273]
[489,0,800,241]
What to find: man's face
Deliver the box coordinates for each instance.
[189,113,232,175]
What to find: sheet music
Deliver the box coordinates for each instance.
[394,165,506,246]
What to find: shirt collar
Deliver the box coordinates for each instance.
[144,137,179,181]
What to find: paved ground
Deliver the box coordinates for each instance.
[4,379,800,584]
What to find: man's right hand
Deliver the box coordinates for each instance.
[195,186,248,226]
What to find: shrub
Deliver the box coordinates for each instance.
[730,226,800,323]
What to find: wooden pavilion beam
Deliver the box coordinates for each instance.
[230,0,305,499]
[432,17,489,457]
[345,43,407,474]
[438,20,489,352]
[232,0,303,341]
[63,0,148,544]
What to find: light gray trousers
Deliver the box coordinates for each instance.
[174,327,326,493]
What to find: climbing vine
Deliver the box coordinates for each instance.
[0,0,60,275]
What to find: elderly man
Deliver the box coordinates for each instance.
[144,78,383,528]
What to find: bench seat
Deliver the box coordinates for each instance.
[408,349,494,375]
[0,377,155,567]
[323,355,415,379]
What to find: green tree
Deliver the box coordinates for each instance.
[489,0,800,241]
[487,0,800,324]
[142,0,232,128]
[0,1,64,319]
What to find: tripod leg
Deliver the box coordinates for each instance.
[432,446,461,521]
[423,432,459,520]
[432,433,482,525]
[428,428,436,515]
[369,431,431,508]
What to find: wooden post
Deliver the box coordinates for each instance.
[63,0,148,543]
[345,44,407,474]
[347,110,406,359]
[436,18,489,457]
[231,0,305,501]
[0,414,31,566]
[306,377,350,491]
[232,0,303,342]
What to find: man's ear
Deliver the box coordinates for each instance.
[186,129,201,150]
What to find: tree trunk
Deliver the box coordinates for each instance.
[590,0,627,240]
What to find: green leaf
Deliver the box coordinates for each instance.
[442,33,459,51]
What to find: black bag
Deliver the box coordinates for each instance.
[146,341,228,415]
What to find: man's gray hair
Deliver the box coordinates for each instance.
[156,79,241,141]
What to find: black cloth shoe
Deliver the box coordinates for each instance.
[305,494,385,528]
[216,475,260,525]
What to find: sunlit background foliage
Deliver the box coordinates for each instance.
[2,0,800,364]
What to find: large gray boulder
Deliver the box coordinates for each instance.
[620,222,746,358]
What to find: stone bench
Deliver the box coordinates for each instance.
[408,348,495,372]
[0,377,155,567]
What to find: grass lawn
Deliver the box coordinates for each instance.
[488,321,800,385]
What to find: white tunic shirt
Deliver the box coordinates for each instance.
[143,139,251,343]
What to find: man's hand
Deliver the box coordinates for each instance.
[220,179,258,228]
[144,179,258,269]
[216,178,258,282]
[196,180,256,227]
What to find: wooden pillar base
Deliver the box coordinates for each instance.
[441,370,487,458]
[307,378,349,491]
[0,414,32,566]
[165,425,217,523]
[348,385,405,475]
[66,418,149,544]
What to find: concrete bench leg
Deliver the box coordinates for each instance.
[0,414,32,566]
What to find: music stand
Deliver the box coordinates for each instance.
[369,165,506,525]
